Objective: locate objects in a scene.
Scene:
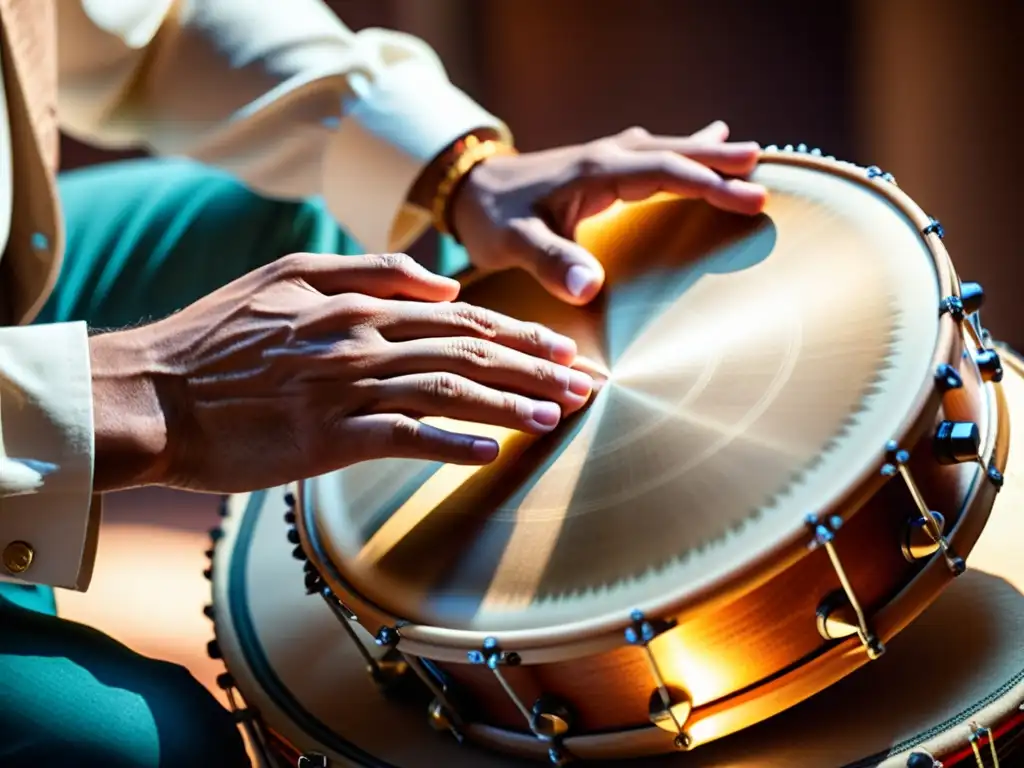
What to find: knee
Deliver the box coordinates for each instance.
[142,661,251,768]
[0,656,249,768]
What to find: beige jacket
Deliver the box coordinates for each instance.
[0,0,507,591]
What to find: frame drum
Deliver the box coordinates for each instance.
[281,147,1008,757]
[210,348,1024,767]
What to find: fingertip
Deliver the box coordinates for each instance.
[719,179,768,215]
[563,264,605,305]
[470,438,500,462]
[434,274,463,300]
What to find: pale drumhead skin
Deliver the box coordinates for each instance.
[211,351,1024,768]
[305,157,945,636]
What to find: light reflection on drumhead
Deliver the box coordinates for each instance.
[309,162,941,632]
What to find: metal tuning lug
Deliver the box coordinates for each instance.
[866,165,897,184]
[933,421,981,465]
[923,217,945,239]
[531,695,576,767]
[807,515,885,660]
[934,363,964,393]
[363,626,416,698]
[469,638,576,764]
[968,721,1000,768]
[903,511,948,562]
[906,751,943,767]
[625,611,692,750]
[414,657,467,743]
[882,442,966,576]
[976,349,1004,383]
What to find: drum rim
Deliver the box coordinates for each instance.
[296,149,964,653]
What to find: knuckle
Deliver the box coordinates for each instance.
[500,391,530,420]
[423,373,467,400]
[371,252,416,274]
[617,125,650,145]
[387,416,422,449]
[576,152,610,179]
[449,337,496,366]
[451,302,500,338]
[532,361,562,388]
[521,322,546,350]
[273,251,314,279]
[333,293,379,323]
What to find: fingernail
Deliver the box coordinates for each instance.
[471,439,500,462]
[531,401,562,430]
[566,265,600,299]
[567,369,594,398]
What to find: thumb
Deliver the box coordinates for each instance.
[507,217,606,305]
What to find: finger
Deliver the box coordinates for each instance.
[369,337,593,411]
[507,217,606,305]
[365,299,579,364]
[688,120,731,143]
[280,252,460,301]
[359,373,565,434]
[344,414,500,465]
[587,150,767,215]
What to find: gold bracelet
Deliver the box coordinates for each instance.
[432,135,517,239]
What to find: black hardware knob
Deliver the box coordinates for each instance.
[933,420,981,465]
[977,349,1004,383]
[206,639,222,659]
[960,282,985,315]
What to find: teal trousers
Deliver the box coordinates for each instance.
[0,158,377,767]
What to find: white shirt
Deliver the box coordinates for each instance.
[0,0,508,590]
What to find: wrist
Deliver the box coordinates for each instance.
[90,330,173,492]
[407,128,505,212]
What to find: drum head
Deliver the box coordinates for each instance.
[214,350,1024,767]
[305,158,946,634]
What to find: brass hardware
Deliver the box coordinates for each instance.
[816,590,864,640]
[807,515,884,659]
[882,443,965,575]
[2,540,34,574]
[427,699,453,732]
[468,637,575,763]
[968,721,1000,768]
[903,511,947,562]
[625,611,693,749]
[530,695,574,740]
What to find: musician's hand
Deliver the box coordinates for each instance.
[89,253,592,493]
[452,121,767,305]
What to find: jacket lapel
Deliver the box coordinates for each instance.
[0,0,64,326]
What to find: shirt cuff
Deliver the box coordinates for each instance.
[321,61,511,254]
[0,322,99,591]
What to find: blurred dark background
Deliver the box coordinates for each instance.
[61,0,1024,345]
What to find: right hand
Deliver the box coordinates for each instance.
[89,253,593,493]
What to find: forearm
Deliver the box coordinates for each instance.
[58,0,509,253]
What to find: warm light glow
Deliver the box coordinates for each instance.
[480,395,610,610]
[355,419,523,566]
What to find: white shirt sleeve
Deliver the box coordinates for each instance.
[57,0,512,253]
[0,322,99,590]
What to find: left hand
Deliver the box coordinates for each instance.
[451,120,767,305]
